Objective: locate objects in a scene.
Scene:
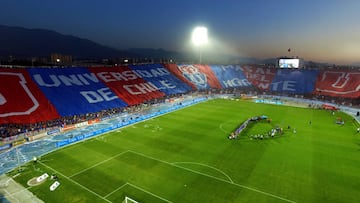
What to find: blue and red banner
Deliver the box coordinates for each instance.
[128,64,192,95]
[27,67,127,116]
[314,70,360,98]
[0,68,59,124]
[88,66,165,105]
[1,65,359,125]
[163,64,196,89]
[241,65,277,91]
[174,64,222,89]
[270,69,318,93]
[209,65,252,88]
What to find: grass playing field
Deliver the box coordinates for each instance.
[8,99,360,203]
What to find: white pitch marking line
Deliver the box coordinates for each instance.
[104,182,128,198]
[219,122,228,133]
[128,150,296,203]
[70,150,129,178]
[172,161,234,183]
[38,161,111,203]
[127,182,173,203]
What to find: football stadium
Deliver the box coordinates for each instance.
[0,62,359,203]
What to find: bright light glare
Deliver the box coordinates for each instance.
[192,27,208,46]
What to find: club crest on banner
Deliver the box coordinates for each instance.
[316,71,360,95]
[0,72,39,117]
[178,65,207,88]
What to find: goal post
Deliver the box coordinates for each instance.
[125,196,139,203]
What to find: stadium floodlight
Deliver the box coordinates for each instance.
[192,27,208,46]
[192,26,208,63]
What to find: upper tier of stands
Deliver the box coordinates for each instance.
[0,63,359,138]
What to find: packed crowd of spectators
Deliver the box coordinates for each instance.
[0,93,188,142]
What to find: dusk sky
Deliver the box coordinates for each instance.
[1,0,360,64]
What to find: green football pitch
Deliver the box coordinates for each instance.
[8,99,360,203]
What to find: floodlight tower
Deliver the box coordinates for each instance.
[192,26,208,64]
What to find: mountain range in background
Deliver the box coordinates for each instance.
[0,24,271,64]
[0,25,137,59]
[0,25,358,66]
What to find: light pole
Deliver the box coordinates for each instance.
[192,26,208,64]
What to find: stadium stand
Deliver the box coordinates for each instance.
[0,64,359,143]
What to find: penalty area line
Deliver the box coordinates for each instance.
[172,161,234,183]
[69,150,129,178]
[104,182,128,198]
[127,182,173,203]
[38,161,111,203]
[103,182,172,202]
